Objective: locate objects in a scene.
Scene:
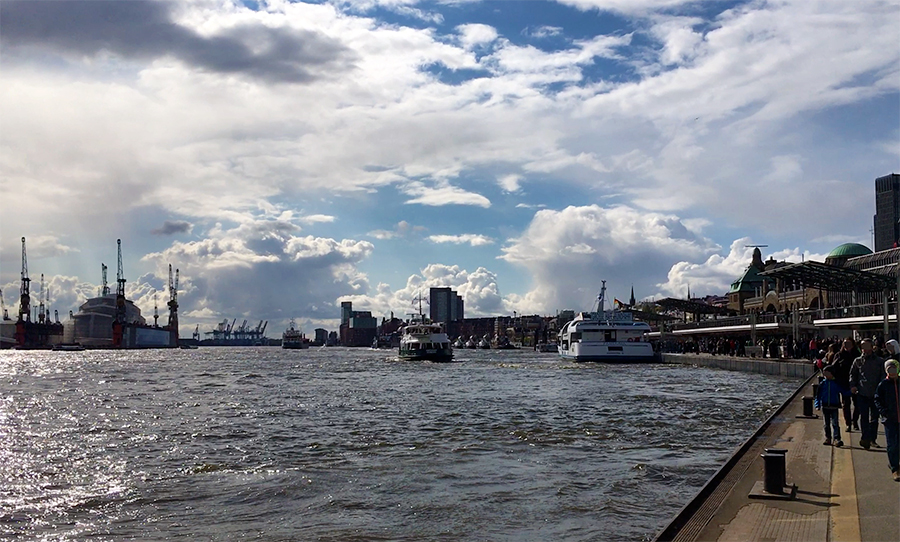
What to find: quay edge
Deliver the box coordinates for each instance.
[661,353,816,379]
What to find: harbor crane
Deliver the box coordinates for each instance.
[166,266,179,345]
[19,237,30,323]
[113,239,127,347]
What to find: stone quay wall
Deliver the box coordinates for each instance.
[661,353,815,379]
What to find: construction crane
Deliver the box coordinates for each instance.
[18,237,30,322]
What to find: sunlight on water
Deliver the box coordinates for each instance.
[0,348,798,541]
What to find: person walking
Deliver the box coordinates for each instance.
[833,338,860,432]
[851,339,886,449]
[874,359,900,481]
[816,365,849,447]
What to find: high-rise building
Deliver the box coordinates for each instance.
[429,287,463,323]
[874,173,900,252]
[340,301,353,326]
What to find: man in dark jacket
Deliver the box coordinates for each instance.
[874,360,900,481]
[851,339,886,449]
[834,338,860,431]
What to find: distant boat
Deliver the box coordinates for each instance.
[558,280,654,362]
[282,319,309,350]
[477,334,491,349]
[537,343,559,353]
[52,343,85,351]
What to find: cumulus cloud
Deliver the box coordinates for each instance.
[428,234,494,246]
[152,220,193,236]
[141,218,374,330]
[500,205,719,312]
[655,238,830,299]
[299,214,336,224]
[339,262,508,318]
[457,24,498,50]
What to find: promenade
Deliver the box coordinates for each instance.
[655,373,900,542]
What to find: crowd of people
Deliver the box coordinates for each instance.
[814,337,900,482]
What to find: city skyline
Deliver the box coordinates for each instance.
[0,0,897,333]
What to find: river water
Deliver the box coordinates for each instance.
[0,347,799,541]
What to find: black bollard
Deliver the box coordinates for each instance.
[802,396,814,417]
[761,452,786,494]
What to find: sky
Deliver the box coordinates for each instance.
[0,0,898,336]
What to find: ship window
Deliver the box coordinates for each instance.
[605,330,615,341]
[571,332,581,341]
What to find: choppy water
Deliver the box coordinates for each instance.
[0,347,799,541]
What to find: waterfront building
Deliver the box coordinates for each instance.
[338,301,378,346]
[874,173,900,252]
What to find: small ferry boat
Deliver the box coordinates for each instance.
[558,281,654,362]
[398,315,453,362]
[282,319,309,350]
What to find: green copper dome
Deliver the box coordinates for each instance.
[827,243,872,259]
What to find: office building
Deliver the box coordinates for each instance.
[873,173,900,251]
[429,287,464,324]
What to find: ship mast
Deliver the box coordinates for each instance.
[593,280,607,317]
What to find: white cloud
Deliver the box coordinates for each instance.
[655,237,830,299]
[339,262,508,318]
[457,23,498,50]
[299,214,336,224]
[497,173,522,192]
[428,234,494,246]
[500,205,719,312]
[402,180,492,207]
[140,218,374,330]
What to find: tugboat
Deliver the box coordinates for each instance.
[557,281,654,362]
[282,319,309,349]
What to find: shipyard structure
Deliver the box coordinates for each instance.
[0,238,178,349]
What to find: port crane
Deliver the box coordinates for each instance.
[38,274,46,324]
[112,239,127,347]
[18,237,30,323]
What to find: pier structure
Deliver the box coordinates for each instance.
[654,374,899,542]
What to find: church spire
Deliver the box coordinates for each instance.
[629,285,635,307]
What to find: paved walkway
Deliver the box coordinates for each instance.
[657,379,899,541]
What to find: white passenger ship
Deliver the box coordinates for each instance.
[558,281,655,362]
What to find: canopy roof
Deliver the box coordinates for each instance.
[654,298,733,315]
[758,260,896,292]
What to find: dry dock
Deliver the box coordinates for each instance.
[654,369,900,542]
